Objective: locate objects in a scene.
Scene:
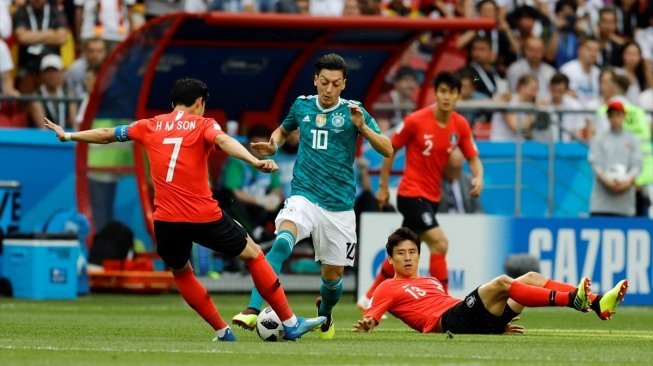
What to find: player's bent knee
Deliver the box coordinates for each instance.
[238,239,262,260]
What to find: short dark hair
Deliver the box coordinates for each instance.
[433,71,461,92]
[549,72,569,88]
[247,124,271,140]
[554,0,576,14]
[386,227,420,257]
[171,78,209,107]
[599,6,616,20]
[393,66,418,82]
[470,35,492,49]
[315,53,348,79]
[476,0,497,13]
[456,68,476,83]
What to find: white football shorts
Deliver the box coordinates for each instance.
[275,195,356,266]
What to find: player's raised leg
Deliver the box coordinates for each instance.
[238,235,326,340]
[421,226,449,293]
[477,274,590,317]
[590,280,628,320]
[232,221,298,330]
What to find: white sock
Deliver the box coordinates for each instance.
[282,315,298,327]
[216,326,230,338]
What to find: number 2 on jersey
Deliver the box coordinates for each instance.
[163,137,182,182]
[422,139,433,156]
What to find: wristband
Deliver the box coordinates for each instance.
[64,132,72,142]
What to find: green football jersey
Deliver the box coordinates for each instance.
[281,95,382,211]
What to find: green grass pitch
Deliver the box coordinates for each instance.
[1,294,652,365]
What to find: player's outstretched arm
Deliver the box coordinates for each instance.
[467,155,484,197]
[349,104,392,157]
[45,117,117,144]
[375,149,396,209]
[250,126,290,156]
[352,316,378,333]
[216,134,279,173]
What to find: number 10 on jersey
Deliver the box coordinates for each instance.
[311,129,328,150]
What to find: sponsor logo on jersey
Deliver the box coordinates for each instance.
[332,113,345,127]
[316,114,327,127]
[302,115,310,122]
[333,129,344,133]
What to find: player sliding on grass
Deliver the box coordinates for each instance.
[232,53,393,339]
[44,78,325,342]
[353,227,628,334]
[360,71,484,310]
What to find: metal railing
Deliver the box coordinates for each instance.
[372,100,653,217]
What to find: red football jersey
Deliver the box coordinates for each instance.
[365,277,461,333]
[127,110,224,222]
[391,108,478,203]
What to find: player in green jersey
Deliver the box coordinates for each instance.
[232,53,392,339]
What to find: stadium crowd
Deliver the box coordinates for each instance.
[0,1,652,137]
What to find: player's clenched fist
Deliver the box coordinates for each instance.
[255,159,279,173]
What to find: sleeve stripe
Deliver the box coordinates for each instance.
[115,125,131,142]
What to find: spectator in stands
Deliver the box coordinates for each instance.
[27,54,74,129]
[635,10,653,64]
[0,0,12,39]
[619,41,653,103]
[457,69,490,126]
[560,38,601,104]
[309,0,345,16]
[209,0,264,12]
[342,0,360,15]
[464,36,503,99]
[506,36,556,102]
[456,0,519,76]
[0,38,19,99]
[218,124,283,242]
[596,7,624,67]
[13,0,68,93]
[373,66,419,133]
[74,65,100,126]
[546,72,585,142]
[613,0,648,40]
[552,0,580,68]
[145,0,185,19]
[589,100,641,217]
[508,5,555,63]
[359,0,381,15]
[489,74,537,141]
[74,0,136,53]
[594,68,653,217]
[66,37,106,102]
[438,148,483,214]
[276,0,309,13]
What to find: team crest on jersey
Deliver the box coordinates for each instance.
[316,114,327,127]
[449,133,459,145]
[331,113,345,128]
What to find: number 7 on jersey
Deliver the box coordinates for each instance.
[163,137,183,182]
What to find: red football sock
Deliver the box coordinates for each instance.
[246,252,293,322]
[430,253,449,293]
[509,281,570,307]
[173,267,227,331]
[365,259,395,298]
[545,279,598,302]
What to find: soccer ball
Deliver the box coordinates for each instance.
[256,306,285,342]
